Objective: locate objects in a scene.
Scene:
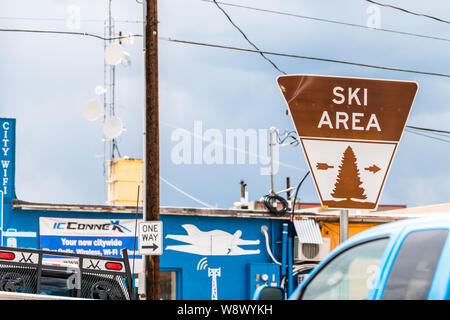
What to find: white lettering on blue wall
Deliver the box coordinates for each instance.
[1,121,12,196]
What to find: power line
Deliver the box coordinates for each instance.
[2,27,449,78]
[0,16,143,24]
[201,0,450,43]
[274,130,299,147]
[365,0,450,25]
[404,128,450,143]
[160,176,216,208]
[404,125,450,144]
[161,37,450,78]
[211,0,286,75]
[405,125,450,135]
[0,27,142,41]
[4,3,450,44]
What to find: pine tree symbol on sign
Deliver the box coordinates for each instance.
[322,145,377,209]
[332,146,367,201]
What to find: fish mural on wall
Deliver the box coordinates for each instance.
[165,224,260,256]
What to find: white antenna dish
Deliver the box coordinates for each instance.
[121,51,131,66]
[103,115,124,139]
[105,42,125,66]
[83,99,104,121]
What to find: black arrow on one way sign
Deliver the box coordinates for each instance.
[143,244,159,251]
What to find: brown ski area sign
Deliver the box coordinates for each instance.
[278,75,418,210]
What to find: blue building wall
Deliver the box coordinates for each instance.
[0,118,287,299]
[161,214,284,299]
[9,206,285,299]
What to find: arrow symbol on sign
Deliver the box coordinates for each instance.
[316,163,334,170]
[364,165,381,174]
[143,244,159,251]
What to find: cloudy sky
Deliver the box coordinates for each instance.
[1,0,449,209]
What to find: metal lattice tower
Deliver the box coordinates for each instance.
[208,268,221,300]
[103,0,118,203]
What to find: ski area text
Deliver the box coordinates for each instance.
[317,87,381,132]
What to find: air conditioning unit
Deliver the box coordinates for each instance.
[294,237,331,262]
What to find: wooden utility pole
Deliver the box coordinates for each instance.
[143,0,160,300]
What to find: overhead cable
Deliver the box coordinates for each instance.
[404,128,450,143]
[262,193,290,216]
[161,37,450,79]
[201,0,450,43]
[160,176,216,208]
[0,16,143,24]
[2,28,450,137]
[0,27,141,41]
[365,0,450,25]
[405,125,450,135]
[2,28,449,79]
[211,0,286,74]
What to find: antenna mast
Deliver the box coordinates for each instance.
[104,0,118,203]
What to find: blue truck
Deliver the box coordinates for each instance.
[255,214,450,300]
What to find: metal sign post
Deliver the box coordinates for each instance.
[339,209,349,243]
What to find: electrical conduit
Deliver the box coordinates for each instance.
[261,225,281,265]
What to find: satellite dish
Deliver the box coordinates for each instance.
[83,99,104,121]
[105,43,124,66]
[103,115,124,139]
[121,51,131,66]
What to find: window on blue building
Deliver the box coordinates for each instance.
[161,271,177,300]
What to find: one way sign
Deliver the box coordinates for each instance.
[138,221,163,256]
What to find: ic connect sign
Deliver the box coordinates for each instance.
[277,75,418,210]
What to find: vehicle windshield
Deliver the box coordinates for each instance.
[300,237,390,300]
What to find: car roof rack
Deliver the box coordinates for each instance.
[0,246,136,300]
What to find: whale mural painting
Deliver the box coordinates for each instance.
[165,224,260,256]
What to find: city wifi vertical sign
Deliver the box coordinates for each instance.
[278,75,418,210]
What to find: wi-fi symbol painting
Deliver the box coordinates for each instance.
[196,257,208,271]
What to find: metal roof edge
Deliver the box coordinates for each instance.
[11,199,425,221]
[10,200,290,220]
